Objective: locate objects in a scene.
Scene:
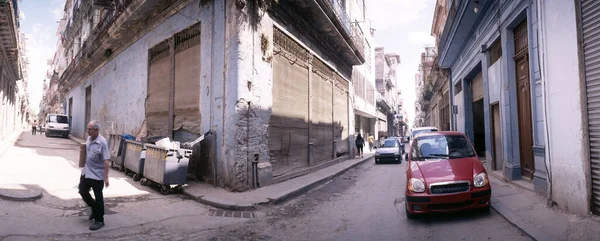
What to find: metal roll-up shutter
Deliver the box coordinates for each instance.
[146,40,170,137]
[269,28,310,177]
[581,0,600,215]
[472,72,484,102]
[311,58,334,164]
[334,74,349,156]
[173,23,201,134]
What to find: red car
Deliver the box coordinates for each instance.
[405,131,491,219]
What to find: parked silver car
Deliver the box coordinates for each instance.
[375,138,403,164]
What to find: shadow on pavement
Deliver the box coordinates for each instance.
[409,209,492,224]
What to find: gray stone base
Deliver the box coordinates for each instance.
[257,162,273,188]
[533,176,548,196]
[504,165,522,181]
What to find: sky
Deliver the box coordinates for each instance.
[368,0,436,129]
[19,0,64,115]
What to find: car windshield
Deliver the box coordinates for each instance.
[412,135,476,160]
[49,116,69,124]
[412,129,437,137]
[383,140,398,148]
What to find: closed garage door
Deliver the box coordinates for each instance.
[269,28,310,176]
[472,72,484,102]
[581,0,600,214]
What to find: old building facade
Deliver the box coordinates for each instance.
[0,0,30,140]
[418,0,451,132]
[50,0,366,191]
[437,0,549,199]
[374,47,403,138]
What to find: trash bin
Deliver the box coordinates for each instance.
[123,140,146,181]
[108,134,124,170]
[140,144,192,195]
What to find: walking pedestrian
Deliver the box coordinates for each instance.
[31,120,37,135]
[355,133,364,158]
[79,120,110,231]
[368,133,374,152]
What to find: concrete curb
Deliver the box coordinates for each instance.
[199,196,257,211]
[491,199,556,241]
[268,156,374,205]
[488,176,557,241]
[0,130,24,159]
[183,156,374,210]
[0,184,43,202]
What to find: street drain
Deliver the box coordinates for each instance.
[208,209,255,218]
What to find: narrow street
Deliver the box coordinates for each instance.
[204,151,533,241]
[1,133,532,241]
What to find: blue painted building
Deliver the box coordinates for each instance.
[438,0,548,194]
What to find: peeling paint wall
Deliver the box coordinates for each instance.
[66,0,212,139]
[539,0,589,215]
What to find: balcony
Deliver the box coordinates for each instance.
[273,0,366,68]
[0,0,21,79]
[59,0,181,93]
[438,0,492,68]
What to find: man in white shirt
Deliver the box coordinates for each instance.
[78,120,110,231]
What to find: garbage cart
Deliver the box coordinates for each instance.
[123,140,146,181]
[108,134,124,171]
[140,144,192,195]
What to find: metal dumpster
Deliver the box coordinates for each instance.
[123,140,146,181]
[140,144,192,195]
[108,134,124,171]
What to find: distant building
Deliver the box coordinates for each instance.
[0,0,30,139]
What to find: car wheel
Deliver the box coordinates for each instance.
[405,202,417,219]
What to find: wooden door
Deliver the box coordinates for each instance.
[515,56,534,178]
[492,103,503,170]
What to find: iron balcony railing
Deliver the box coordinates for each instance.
[351,22,366,60]
[64,0,133,78]
[328,0,351,35]
[325,0,366,59]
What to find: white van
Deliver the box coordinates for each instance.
[45,114,70,138]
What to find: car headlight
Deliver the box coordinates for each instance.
[474,173,489,187]
[408,178,426,193]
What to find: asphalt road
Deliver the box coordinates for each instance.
[205,158,533,241]
[1,134,532,241]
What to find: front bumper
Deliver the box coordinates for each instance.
[405,187,491,214]
[375,154,401,163]
[47,129,69,135]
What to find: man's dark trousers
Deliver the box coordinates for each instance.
[79,175,104,222]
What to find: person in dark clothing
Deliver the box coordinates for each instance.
[355,133,365,158]
[31,120,37,135]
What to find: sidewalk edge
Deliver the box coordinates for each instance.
[183,156,373,210]
[489,177,559,241]
[0,130,24,159]
[268,156,374,205]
